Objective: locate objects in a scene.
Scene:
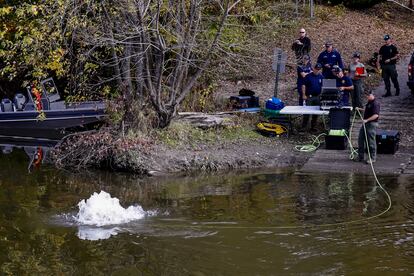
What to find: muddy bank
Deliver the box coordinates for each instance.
[52,119,312,176]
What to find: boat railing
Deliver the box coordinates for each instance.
[0,77,105,113]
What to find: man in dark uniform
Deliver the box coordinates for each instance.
[377,34,400,97]
[296,55,312,106]
[301,63,324,131]
[291,28,311,64]
[332,65,353,106]
[317,41,344,79]
[356,92,380,163]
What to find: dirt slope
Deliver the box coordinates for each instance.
[214,2,414,106]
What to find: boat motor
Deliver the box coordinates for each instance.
[14,93,26,111]
[1,98,14,112]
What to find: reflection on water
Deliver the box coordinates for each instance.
[77,226,120,241]
[0,136,57,172]
[0,147,413,274]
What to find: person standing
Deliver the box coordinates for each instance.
[296,55,312,106]
[332,65,353,106]
[291,28,311,64]
[317,41,344,79]
[301,63,324,131]
[349,52,367,109]
[356,92,380,163]
[377,34,400,97]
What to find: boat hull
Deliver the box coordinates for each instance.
[0,108,106,139]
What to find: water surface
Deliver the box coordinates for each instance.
[0,146,413,275]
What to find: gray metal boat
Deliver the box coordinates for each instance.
[0,78,106,138]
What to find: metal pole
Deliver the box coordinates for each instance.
[274,50,282,97]
[295,0,298,17]
[310,0,314,18]
[410,0,413,9]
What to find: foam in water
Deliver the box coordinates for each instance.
[75,191,146,226]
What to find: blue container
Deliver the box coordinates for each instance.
[265,97,284,110]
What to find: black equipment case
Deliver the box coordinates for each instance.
[325,108,351,150]
[229,95,259,109]
[376,130,401,154]
[320,88,343,110]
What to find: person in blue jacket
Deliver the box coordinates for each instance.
[317,41,344,79]
[301,63,324,131]
[332,65,353,106]
[296,55,312,106]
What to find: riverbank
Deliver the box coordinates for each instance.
[52,50,414,176]
[52,115,312,175]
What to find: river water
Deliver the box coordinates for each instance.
[0,145,413,275]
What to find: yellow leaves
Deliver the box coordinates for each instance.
[0,6,13,16]
[160,27,178,44]
[30,5,39,16]
[14,4,41,19]
[0,2,70,82]
[36,111,46,121]
[45,48,67,77]
[22,36,34,46]
[84,62,99,72]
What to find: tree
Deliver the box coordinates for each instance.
[0,1,67,96]
[59,0,240,128]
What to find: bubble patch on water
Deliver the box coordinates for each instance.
[75,191,147,226]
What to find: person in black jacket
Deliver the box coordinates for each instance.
[377,34,400,97]
[292,28,311,64]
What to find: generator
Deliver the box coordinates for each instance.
[325,108,351,150]
[376,130,401,154]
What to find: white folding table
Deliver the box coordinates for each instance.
[279,106,330,115]
[274,106,352,133]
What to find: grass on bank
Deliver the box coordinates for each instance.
[155,114,264,148]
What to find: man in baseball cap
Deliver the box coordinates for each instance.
[314,63,322,69]
[377,34,400,97]
[300,62,324,131]
[317,41,344,79]
[333,65,353,106]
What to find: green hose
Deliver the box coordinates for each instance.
[294,133,326,152]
